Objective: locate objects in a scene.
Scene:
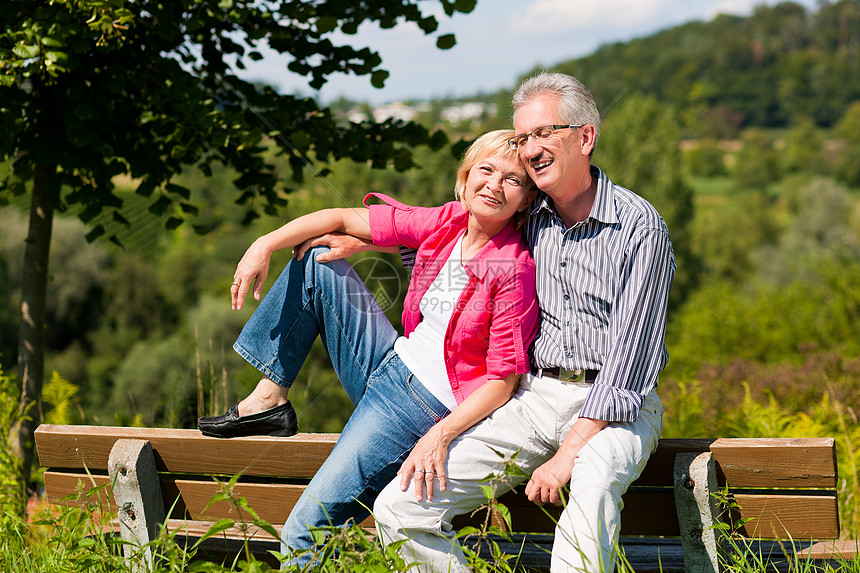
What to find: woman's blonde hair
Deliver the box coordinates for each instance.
[453,130,537,229]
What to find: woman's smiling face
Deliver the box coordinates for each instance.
[459,153,533,230]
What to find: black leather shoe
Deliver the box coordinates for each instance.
[197,401,298,438]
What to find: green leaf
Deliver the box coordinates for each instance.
[80,202,102,223]
[454,0,478,13]
[165,216,184,230]
[241,209,259,226]
[135,178,157,197]
[166,182,191,199]
[13,44,40,59]
[370,70,389,89]
[252,517,279,539]
[417,16,438,34]
[85,225,105,243]
[40,36,64,48]
[179,202,199,215]
[428,129,448,150]
[316,16,338,34]
[495,502,512,529]
[436,34,456,50]
[148,195,172,215]
[191,518,235,549]
[46,50,68,63]
[112,211,130,227]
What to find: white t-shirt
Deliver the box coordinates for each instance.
[394,234,468,411]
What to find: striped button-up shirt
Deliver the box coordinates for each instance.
[526,166,676,422]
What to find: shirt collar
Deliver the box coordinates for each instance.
[529,165,618,226]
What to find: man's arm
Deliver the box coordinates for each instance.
[578,226,676,422]
[525,417,607,506]
[293,232,400,262]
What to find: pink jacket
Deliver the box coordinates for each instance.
[365,193,539,404]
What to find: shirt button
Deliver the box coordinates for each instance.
[560,261,567,267]
[563,294,570,301]
[565,320,571,326]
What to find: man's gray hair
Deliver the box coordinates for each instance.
[512,72,601,143]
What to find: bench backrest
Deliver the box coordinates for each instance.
[35,425,838,540]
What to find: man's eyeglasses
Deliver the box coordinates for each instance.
[507,124,584,149]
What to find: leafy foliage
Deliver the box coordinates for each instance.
[0,0,468,239]
[550,1,860,133]
[42,370,80,425]
[835,101,860,186]
[596,93,697,306]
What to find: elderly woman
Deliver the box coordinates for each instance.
[197,130,540,566]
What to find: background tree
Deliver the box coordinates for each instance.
[781,116,828,176]
[552,1,860,134]
[835,101,860,187]
[734,128,780,191]
[593,94,698,308]
[0,0,474,484]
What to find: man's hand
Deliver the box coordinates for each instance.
[525,416,609,506]
[525,453,575,506]
[293,232,375,262]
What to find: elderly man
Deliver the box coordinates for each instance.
[370,72,676,572]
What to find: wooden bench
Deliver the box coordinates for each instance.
[35,424,857,572]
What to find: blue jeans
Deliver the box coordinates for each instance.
[233,248,450,567]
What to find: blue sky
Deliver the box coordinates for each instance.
[238,0,820,105]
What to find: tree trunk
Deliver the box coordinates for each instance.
[12,164,55,488]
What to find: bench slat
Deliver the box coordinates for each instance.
[731,492,839,538]
[710,438,837,488]
[44,471,374,528]
[635,438,836,488]
[799,540,860,559]
[37,428,837,489]
[36,425,337,478]
[454,488,839,539]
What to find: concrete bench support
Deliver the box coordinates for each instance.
[108,439,166,572]
[674,451,724,573]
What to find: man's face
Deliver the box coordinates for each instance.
[513,94,588,199]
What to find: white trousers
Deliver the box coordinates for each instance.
[373,373,664,573]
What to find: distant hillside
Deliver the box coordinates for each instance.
[535,1,860,134]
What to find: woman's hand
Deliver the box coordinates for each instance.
[231,238,273,310]
[396,375,519,502]
[398,425,451,501]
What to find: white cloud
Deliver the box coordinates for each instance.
[706,0,772,19]
[510,0,671,35]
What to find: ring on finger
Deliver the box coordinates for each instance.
[231,282,240,286]
[415,469,425,474]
